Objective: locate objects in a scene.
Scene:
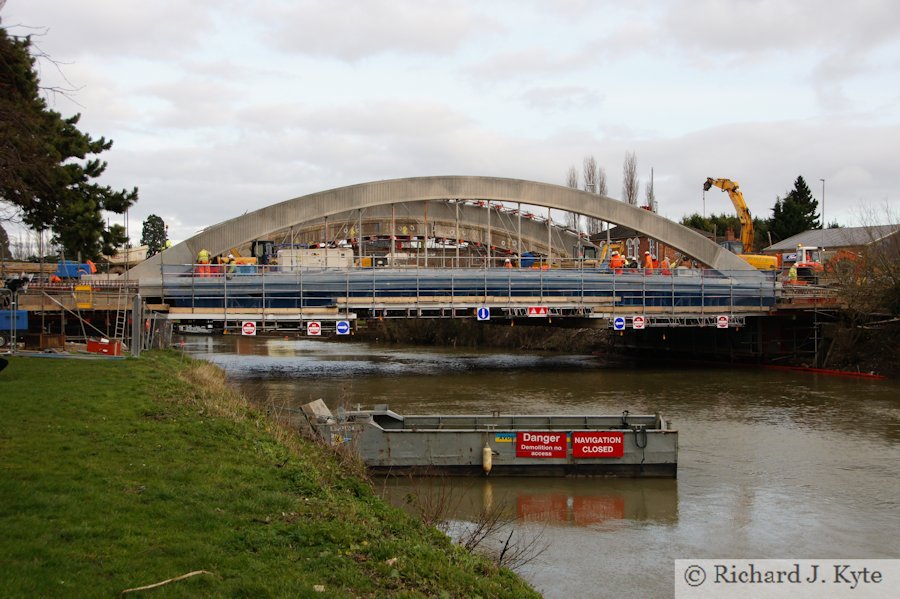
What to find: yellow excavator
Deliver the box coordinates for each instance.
[703,177,778,271]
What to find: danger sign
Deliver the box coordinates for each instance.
[306,321,322,336]
[516,432,566,458]
[632,315,646,329]
[717,315,730,329]
[572,432,624,458]
[527,306,549,317]
[241,321,256,336]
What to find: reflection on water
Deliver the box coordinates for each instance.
[181,335,900,599]
[379,477,678,527]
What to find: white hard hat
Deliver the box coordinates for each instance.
[612,251,618,255]
[645,250,650,254]
[505,258,511,262]
[228,253,234,259]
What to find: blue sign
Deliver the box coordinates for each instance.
[336,320,351,335]
[476,307,490,321]
[613,316,626,331]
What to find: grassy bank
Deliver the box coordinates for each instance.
[0,351,538,598]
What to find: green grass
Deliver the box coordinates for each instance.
[0,351,538,598]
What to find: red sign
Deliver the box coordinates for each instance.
[516,432,566,458]
[241,321,256,336]
[307,321,322,336]
[527,306,549,317]
[717,315,729,329]
[572,432,624,458]
[632,315,646,329]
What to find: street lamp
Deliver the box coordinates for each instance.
[819,178,825,249]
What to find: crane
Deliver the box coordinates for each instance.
[702,177,778,271]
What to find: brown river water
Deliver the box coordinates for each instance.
[180,335,900,599]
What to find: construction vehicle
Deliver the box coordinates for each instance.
[782,245,825,283]
[703,178,779,271]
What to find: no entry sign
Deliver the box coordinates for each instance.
[717,315,730,329]
[516,432,566,458]
[307,321,322,336]
[572,432,624,458]
[632,315,646,330]
[241,321,256,336]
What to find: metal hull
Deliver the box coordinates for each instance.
[309,404,678,478]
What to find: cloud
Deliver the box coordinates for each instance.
[5,0,221,59]
[259,0,497,61]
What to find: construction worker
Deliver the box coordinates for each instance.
[609,250,625,275]
[197,248,211,277]
[661,256,672,276]
[643,250,654,275]
[788,264,798,283]
[504,258,513,269]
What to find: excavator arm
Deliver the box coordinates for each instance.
[703,177,755,253]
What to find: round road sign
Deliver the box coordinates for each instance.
[241,321,256,336]
[632,315,646,330]
[717,315,730,329]
[336,320,351,335]
[613,316,626,331]
[307,321,322,336]
[476,307,490,321]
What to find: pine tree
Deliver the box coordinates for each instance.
[140,215,167,257]
[0,24,137,260]
[768,176,820,242]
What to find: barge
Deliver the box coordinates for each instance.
[303,401,677,478]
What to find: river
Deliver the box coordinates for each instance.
[180,334,900,599]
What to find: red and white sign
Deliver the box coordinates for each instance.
[632,315,646,330]
[306,321,322,336]
[572,432,624,458]
[241,321,257,336]
[516,431,567,458]
[527,306,549,317]
[717,315,730,329]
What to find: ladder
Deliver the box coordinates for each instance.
[112,286,129,351]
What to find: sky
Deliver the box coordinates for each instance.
[4,0,900,245]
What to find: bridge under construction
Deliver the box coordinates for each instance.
[3,176,841,364]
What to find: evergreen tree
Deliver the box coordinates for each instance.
[768,176,819,242]
[140,214,167,257]
[0,23,137,260]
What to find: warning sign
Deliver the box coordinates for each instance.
[717,314,730,329]
[241,321,256,336]
[527,306,549,317]
[632,315,646,329]
[307,321,322,336]
[516,432,566,458]
[572,432,624,458]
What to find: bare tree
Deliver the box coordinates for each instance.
[622,151,639,206]
[582,156,597,192]
[597,166,608,197]
[564,165,579,229]
[565,165,579,189]
[645,167,656,212]
[582,156,601,235]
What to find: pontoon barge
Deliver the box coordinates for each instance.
[304,402,677,478]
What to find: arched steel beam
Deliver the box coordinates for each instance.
[129,176,754,278]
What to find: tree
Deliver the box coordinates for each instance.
[564,165,579,229]
[645,168,655,212]
[622,152,639,205]
[0,24,137,260]
[0,223,10,259]
[680,212,772,250]
[140,214,167,257]
[768,176,819,242]
[582,156,603,235]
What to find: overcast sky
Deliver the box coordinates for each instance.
[4,0,899,243]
